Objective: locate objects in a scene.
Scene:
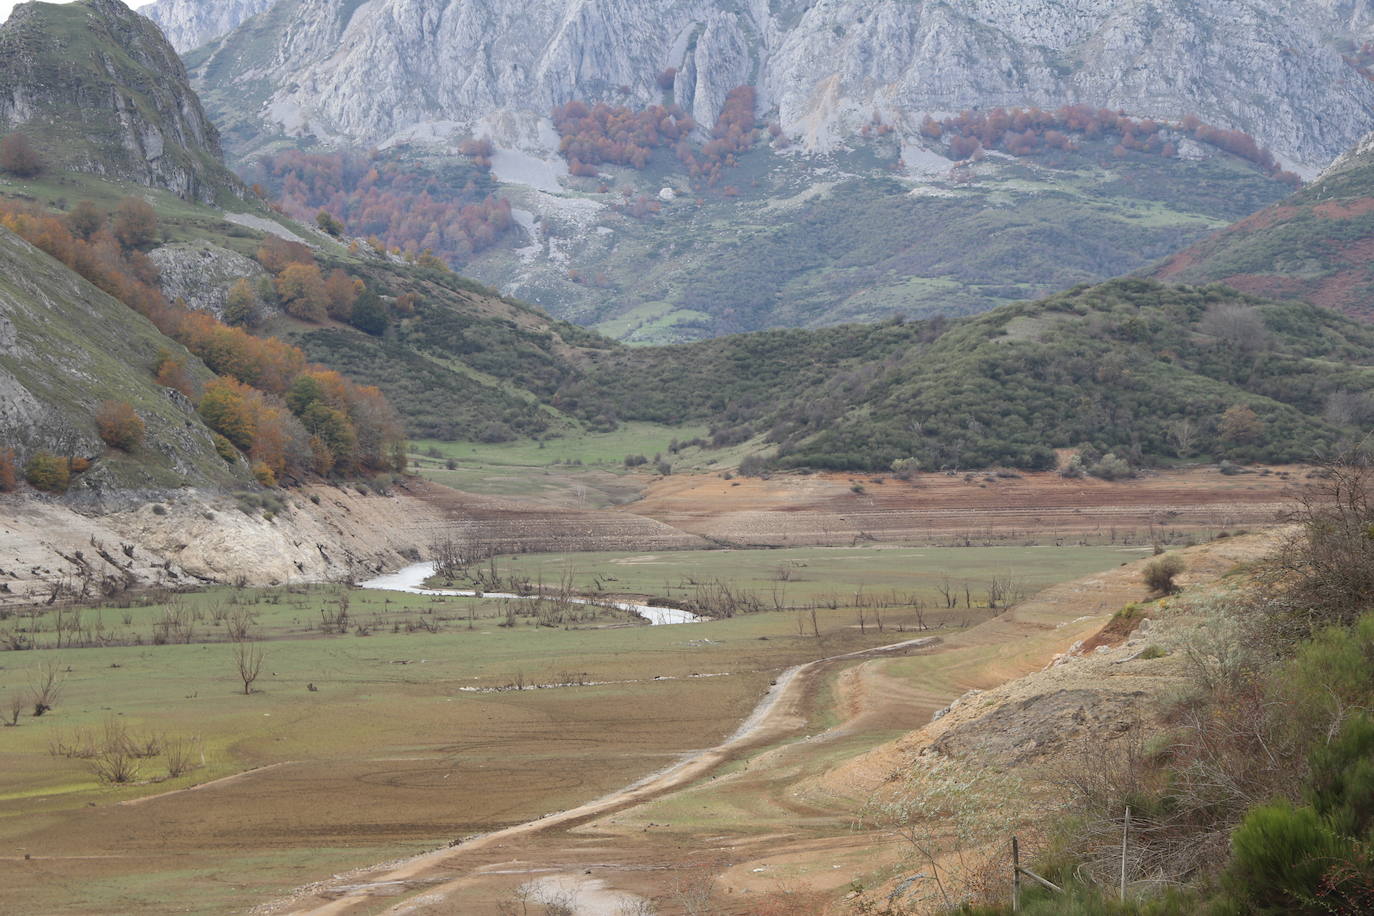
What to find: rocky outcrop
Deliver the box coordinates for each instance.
[149,242,269,319]
[0,0,241,203]
[140,0,275,53]
[192,0,1374,170]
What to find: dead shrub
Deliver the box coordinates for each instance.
[1142,554,1185,595]
[163,735,203,778]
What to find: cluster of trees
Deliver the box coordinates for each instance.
[922,105,1301,184]
[553,85,759,188]
[568,279,1374,472]
[0,199,406,485]
[249,235,382,333]
[243,150,514,264]
[552,100,697,174]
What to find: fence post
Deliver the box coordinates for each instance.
[1120,805,1131,903]
[1012,835,1021,912]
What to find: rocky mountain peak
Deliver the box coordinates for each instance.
[190,0,1374,171]
[0,0,240,203]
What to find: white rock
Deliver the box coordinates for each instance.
[190,0,1374,170]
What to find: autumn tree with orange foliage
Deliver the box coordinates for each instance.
[96,401,146,451]
[276,262,328,322]
[111,198,158,250]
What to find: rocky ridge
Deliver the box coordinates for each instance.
[0,225,244,496]
[190,0,1374,171]
[140,0,275,53]
[0,0,240,203]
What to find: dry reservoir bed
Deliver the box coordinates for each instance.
[0,544,1147,915]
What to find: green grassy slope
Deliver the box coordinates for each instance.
[364,137,1291,344]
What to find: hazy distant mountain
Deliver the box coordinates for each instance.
[140,0,274,53]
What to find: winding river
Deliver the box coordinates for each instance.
[359,562,702,626]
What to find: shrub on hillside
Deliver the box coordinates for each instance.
[224,278,261,328]
[1223,802,1352,912]
[315,210,343,237]
[111,198,158,250]
[1143,554,1186,595]
[96,400,145,451]
[0,448,15,492]
[0,133,42,178]
[1089,452,1134,480]
[1265,451,1374,633]
[24,452,70,493]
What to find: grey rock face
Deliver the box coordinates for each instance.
[193,0,1374,170]
[0,0,239,203]
[140,0,277,53]
[149,242,268,319]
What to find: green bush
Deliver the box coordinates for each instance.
[1307,714,1374,840]
[1223,802,1351,913]
[24,452,69,493]
[211,432,238,463]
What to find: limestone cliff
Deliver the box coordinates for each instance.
[191,0,1374,171]
[140,0,275,53]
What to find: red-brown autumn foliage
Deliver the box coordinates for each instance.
[96,400,145,451]
[0,133,42,178]
[926,105,1301,184]
[0,200,406,483]
[244,150,514,264]
[553,99,696,172]
[553,84,758,190]
[0,448,16,492]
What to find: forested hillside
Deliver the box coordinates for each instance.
[568,280,1374,471]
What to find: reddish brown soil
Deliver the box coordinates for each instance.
[617,467,1295,547]
[1314,198,1374,219]
[409,478,707,552]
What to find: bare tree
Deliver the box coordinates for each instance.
[231,639,265,695]
[429,534,464,578]
[1264,447,1374,635]
[935,577,957,609]
[1168,418,1198,457]
[30,660,64,716]
[1199,304,1269,354]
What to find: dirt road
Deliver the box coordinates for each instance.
[266,637,940,915]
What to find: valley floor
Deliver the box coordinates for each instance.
[0,466,1289,915]
[256,532,1273,916]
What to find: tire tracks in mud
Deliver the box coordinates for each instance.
[262,636,942,916]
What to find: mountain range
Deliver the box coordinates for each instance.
[0,0,1371,490]
[157,0,1374,341]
